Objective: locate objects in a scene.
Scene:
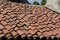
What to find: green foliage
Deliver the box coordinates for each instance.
[41,0,46,5]
[33,1,40,5]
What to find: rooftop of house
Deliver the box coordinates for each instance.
[0,0,60,40]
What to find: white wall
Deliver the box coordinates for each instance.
[45,0,60,13]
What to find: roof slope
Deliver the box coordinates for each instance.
[0,0,60,40]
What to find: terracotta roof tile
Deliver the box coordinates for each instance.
[0,0,60,39]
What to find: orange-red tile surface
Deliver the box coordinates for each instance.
[0,0,60,39]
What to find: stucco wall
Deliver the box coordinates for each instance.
[45,0,60,13]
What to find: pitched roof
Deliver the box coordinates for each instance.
[0,0,60,40]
